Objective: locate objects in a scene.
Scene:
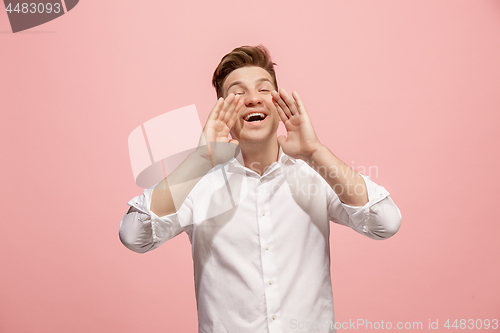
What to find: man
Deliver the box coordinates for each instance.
[119,45,402,333]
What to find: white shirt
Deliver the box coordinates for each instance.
[119,147,402,333]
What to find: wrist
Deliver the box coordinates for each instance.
[195,141,238,167]
[307,144,327,163]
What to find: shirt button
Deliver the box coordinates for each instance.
[268,279,273,285]
[265,245,269,250]
[260,178,264,182]
[261,211,266,216]
[272,314,276,320]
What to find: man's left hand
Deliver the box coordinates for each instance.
[270,89,323,161]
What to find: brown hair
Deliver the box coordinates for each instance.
[212,44,278,99]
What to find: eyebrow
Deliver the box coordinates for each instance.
[225,77,273,93]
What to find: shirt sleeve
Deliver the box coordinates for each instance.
[118,183,194,253]
[327,174,402,240]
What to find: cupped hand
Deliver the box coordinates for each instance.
[198,93,244,166]
[270,89,322,161]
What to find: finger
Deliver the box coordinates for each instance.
[280,88,299,116]
[272,90,292,118]
[208,97,224,122]
[218,93,235,122]
[225,98,243,129]
[223,94,241,123]
[223,96,240,124]
[292,91,307,115]
[217,94,232,122]
[273,98,289,123]
[263,95,287,123]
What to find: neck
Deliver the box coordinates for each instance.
[239,137,280,176]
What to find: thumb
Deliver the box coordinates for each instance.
[277,135,286,147]
[229,139,239,146]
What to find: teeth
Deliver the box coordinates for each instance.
[244,112,266,121]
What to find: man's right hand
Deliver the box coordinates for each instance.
[197,93,243,167]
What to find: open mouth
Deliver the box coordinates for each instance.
[244,112,267,122]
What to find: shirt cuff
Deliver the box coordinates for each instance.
[126,183,157,215]
[126,183,180,243]
[340,174,390,224]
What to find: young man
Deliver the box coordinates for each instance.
[119,45,402,333]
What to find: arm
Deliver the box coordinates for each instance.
[119,198,193,253]
[150,94,243,217]
[271,89,367,206]
[119,95,243,253]
[307,145,368,206]
[271,89,401,239]
[326,173,402,239]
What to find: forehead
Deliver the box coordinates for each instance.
[223,66,273,93]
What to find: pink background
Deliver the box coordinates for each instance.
[1,0,499,332]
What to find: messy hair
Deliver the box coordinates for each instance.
[212,44,278,99]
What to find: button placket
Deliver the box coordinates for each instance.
[256,178,282,332]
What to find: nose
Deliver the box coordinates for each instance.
[244,89,263,107]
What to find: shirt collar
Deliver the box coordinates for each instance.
[233,144,296,170]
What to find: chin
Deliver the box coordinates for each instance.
[240,131,277,145]
[234,120,279,145]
